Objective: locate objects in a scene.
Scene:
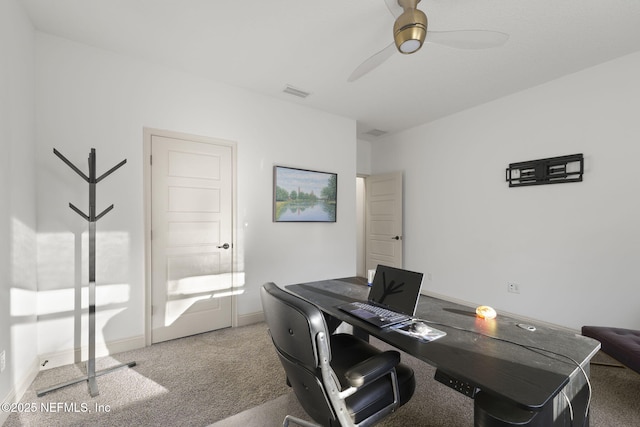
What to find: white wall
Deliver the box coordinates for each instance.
[372,51,640,331]
[355,140,372,277]
[356,139,372,176]
[35,34,357,361]
[0,0,39,417]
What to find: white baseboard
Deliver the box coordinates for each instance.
[39,335,145,371]
[236,311,264,327]
[1,356,40,426]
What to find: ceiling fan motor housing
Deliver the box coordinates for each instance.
[393,8,427,54]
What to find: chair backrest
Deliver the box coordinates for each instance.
[261,282,338,425]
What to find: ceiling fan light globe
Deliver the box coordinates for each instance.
[399,39,421,53]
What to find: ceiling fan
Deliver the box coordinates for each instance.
[348,0,509,82]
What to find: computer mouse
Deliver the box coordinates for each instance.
[475,305,497,319]
[410,322,430,334]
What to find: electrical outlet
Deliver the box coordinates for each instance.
[0,350,6,373]
[507,282,520,294]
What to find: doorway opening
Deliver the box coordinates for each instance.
[356,176,366,277]
[356,172,404,278]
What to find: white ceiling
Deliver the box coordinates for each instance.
[21,0,640,141]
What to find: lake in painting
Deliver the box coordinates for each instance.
[274,166,337,222]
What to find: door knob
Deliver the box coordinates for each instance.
[391,236,401,240]
[217,243,230,249]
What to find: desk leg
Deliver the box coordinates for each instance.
[474,365,591,427]
[551,363,591,427]
[352,326,370,342]
[474,392,545,426]
[323,314,370,342]
[323,313,343,334]
[338,323,370,343]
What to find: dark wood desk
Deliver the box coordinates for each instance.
[286,278,600,427]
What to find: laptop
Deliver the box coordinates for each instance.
[338,265,424,328]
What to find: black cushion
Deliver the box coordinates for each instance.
[582,326,640,374]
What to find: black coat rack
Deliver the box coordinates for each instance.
[37,148,136,397]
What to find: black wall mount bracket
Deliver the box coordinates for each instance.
[505,153,584,188]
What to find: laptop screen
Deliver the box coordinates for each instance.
[368,265,424,316]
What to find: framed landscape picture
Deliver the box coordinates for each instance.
[273,166,337,222]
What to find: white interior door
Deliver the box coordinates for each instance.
[150,133,234,343]
[365,172,403,270]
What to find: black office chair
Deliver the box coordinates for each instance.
[260,282,416,427]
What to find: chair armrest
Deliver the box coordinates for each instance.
[344,350,401,387]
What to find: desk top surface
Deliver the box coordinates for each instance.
[286,277,600,411]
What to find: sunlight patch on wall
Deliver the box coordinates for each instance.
[36,230,133,355]
[37,284,131,316]
[10,287,37,317]
[37,231,76,291]
[11,217,37,289]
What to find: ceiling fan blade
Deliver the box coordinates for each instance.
[348,42,397,82]
[426,30,509,49]
[384,0,403,18]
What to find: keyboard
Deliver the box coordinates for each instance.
[351,302,408,323]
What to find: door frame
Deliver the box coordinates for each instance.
[361,171,404,272]
[143,128,238,346]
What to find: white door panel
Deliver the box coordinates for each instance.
[150,134,234,343]
[365,172,403,270]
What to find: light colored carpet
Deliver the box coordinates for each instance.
[4,322,640,426]
[4,323,289,426]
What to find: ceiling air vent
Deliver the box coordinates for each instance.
[363,129,387,137]
[283,85,311,99]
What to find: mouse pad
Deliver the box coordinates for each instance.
[391,320,447,342]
